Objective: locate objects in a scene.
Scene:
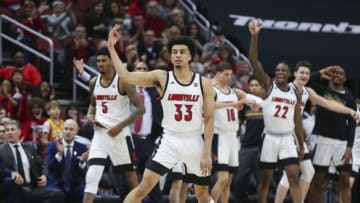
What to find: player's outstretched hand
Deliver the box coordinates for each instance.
[108,24,122,47]
[200,152,212,177]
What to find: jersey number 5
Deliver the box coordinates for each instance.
[174,104,193,121]
[102,102,108,113]
[274,105,288,118]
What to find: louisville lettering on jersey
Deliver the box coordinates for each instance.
[96,95,118,100]
[167,94,200,102]
[271,97,296,105]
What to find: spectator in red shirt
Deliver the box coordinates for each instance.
[128,0,146,18]
[144,0,166,38]
[19,96,47,144]
[61,24,95,82]
[0,79,19,119]
[0,50,42,86]
[63,24,96,65]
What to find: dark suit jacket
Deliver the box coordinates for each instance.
[146,87,163,139]
[0,142,48,187]
[46,140,87,189]
[0,162,12,181]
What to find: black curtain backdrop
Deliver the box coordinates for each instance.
[198,0,360,79]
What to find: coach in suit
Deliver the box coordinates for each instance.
[0,119,64,203]
[46,119,89,201]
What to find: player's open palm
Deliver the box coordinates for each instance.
[200,153,212,176]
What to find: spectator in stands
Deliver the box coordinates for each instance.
[125,44,140,69]
[0,116,10,125]
[64,103,82,128]
[161,25,180,45]
[137,29,163,68]
[186,22,206,46]
[158,0,178,18]
[129,13,145,44]
[167,8,185,34]
[47,1,76,41]
[84,0,108,39]
[42,100,64,145]
[36,81,56,103]
[18,0,47,62]
[0,119,65,203]
[107,0,126,26]
[46,119,89,202]
[0,123,6,144]
[11,70,27,97]
[0,108,7,122]
[201,26,226,63]
[62,24,96,72]
[155,46,171,69]
[41,100,64,158]
[215,44,238,74]
[0,50,42,86]
[237,60,251,77]
[64,103,93,142]
[144,0,166,37]
[0,79,19,119]
[19,96,46,144]
[127,0,146,18]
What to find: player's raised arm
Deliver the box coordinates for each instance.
[248,19,270,91]
[107,25,165,88]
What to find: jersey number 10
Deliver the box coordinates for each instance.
[226,109,236,121]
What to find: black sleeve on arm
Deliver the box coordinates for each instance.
[346,96,357,147]
[308,71,327,96]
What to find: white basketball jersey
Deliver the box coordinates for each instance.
[161,71,203,134]
[94,74,131,128]
[214,87,239,132]
[289,83,309,113]
[262,82,297,134]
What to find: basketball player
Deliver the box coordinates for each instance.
[83,48,145,203]
[275,60,358,203]
[210,61,262,203]
[307,66,357,203]
[108,24,214,203]
[248,19,304,203]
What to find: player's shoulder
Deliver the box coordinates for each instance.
[89,76,98,85]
